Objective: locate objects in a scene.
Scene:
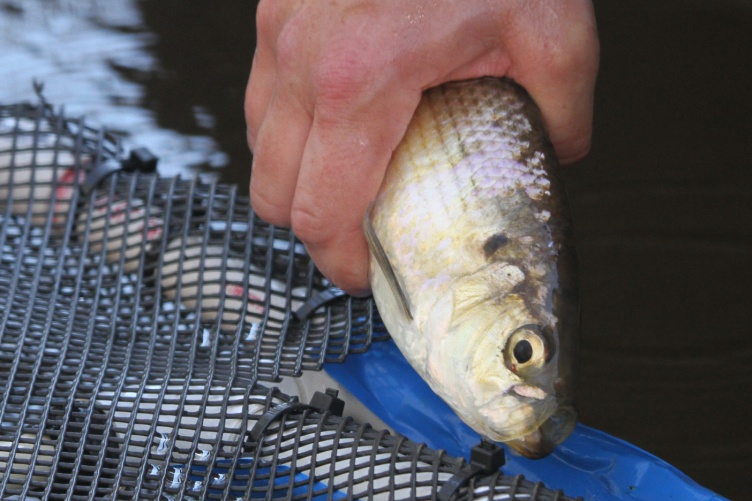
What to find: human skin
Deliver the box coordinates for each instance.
[245,0,599,295]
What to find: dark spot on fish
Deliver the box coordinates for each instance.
[483,233,510,258]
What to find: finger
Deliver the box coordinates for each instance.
[247,0,304,151]
[289,90,421,295]
[250,86,312,228]
[510,2,599,165]
[245,45,276,152]
[519,57,598,165]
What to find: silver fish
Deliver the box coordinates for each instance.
[364,78,579,458]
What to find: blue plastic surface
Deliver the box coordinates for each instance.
[325,339,728,501]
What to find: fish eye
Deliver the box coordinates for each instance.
[513,339,533,364]
[504,324,549,376]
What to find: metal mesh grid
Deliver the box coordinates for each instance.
[0,101,578,500]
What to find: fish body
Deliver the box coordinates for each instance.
[364,78,578,458]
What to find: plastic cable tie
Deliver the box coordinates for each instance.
[243,398,311,452]
[244,388,346,453]
[309,388,345,417]
[81,158,122,195]
[469,437,505,472]
[437,438,505,501]
[81,147,159,194]
[293,287,347,321]
[122,147,159,173]
[246,398,308,443]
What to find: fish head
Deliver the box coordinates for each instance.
[424,276,576,459]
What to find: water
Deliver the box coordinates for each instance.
[1,0,750,499]
[0,0,253,182]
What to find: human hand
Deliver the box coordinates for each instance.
[246,0,599,295]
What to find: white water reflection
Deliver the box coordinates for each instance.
[0,0,226,178]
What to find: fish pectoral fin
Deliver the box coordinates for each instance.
[363,204,413,321]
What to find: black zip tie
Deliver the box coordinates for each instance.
[437,438,506,501]
[243,398,308,452]
[121,147,159,173]
[293,287,347,321]
[244,388,345,453]
[81,147,159,194]
[81,158,121,195]
[309,388,345,417]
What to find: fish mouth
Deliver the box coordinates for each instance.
[503,404,576,459]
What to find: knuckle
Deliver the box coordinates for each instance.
[311,48,375,108]
[548,26,599,79]
[275,23,304,74]
[289,201,331,246]
[517,4,598,82]
[250,183,291,227]
[257,1,308,69]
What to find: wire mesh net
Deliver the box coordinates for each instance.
[0,100,579,500]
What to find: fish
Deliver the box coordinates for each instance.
[363,77,579,458]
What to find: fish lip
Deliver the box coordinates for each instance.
[504,404,577,459]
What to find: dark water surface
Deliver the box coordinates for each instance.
[1,0,750,499]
